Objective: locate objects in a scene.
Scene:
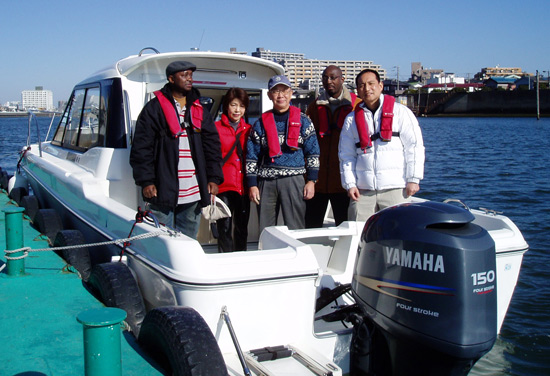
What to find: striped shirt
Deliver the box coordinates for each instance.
[175,101,200,205]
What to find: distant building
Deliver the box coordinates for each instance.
[484,77,519,90]
[251,47,305,62]
[251,47,386,91]
[3,101,21,111]
[475,66,527,80]
[427,72,465,85]
[423,83,483,93]
[514,76,534,90]
[411,62,443,84]
[383,79,409,96]
[22,86,54,110]
[57,100,67,112]
[228,47,248,55]
[284,58,385,91]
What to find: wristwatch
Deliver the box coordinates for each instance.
[309,180,317,184]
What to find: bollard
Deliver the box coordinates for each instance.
[76,307,127,376]
[2,207,26,276]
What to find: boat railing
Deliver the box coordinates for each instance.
[26,111,57,158]
[138,47,160,56]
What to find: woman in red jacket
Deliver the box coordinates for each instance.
[214,88,252,252]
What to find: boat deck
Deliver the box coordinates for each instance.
[0,191,164,375]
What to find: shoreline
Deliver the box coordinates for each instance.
[0,112,60,118]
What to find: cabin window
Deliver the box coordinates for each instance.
[79,87,100,148]
[246,93,261,125]
[199,97,214,112]
[66,89,86,146]
[51,86,103,151]
[53,100,71,144]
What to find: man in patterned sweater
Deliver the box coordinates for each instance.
[246,75,320,232]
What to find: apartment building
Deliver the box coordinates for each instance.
[21,86,54,110]
[250,47,385,90]
[284,58,385,90]
[251,47,305,62]
[475,66,525,80]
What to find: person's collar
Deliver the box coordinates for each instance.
[272,108,290,116]
[361,94,384,113]
[316,86,352,106]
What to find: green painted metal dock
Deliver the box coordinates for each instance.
[0,190,164,375]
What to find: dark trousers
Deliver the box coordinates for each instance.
[216,191,250,252]
[305,192,350,228]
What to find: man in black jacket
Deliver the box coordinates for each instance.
[130,61,223,238]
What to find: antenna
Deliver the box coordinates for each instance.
[198,29,205,50]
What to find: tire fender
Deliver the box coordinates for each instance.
[138,306,228,376]
[54,229,92,282]
[88,262,146,337]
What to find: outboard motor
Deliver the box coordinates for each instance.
[351,201,497,376]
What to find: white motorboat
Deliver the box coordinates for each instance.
[11,49,528,376]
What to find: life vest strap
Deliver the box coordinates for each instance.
[355,132,400,148]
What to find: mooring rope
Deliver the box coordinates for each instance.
[3,229,173,260]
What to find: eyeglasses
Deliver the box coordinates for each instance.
[270,87,291,95]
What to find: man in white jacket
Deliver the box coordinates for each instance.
[338,69,424,221]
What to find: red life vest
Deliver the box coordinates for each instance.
[261,106,302,158]
[317,93,357,137]
[355,95,397,150]
[154,90,204,136]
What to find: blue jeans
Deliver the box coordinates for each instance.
[149,201,201,238]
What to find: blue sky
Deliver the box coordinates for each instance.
[1,0,548,104]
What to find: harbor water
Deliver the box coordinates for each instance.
[1,115,549,375]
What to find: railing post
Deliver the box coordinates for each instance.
[3,207,26,276]
[76,308,127,376]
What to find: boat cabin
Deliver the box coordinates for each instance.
[48,50,284,244]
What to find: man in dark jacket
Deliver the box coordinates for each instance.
[305,65,359,228]
[130,60,223,238]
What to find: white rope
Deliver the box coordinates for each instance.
[4,229,171,260]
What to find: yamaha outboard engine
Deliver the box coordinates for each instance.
[351,201,497,376]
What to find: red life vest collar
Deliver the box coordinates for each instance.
[154,90,204,137]
[355,95,396,150]
[261,106,302,158]
[317,93,357,137]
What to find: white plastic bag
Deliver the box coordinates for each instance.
[201,196,231,222]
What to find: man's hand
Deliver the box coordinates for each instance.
[143,184,157,199]
[249,186,260,205]
[347,187,360,201]
[405,182,420,197]
[303,181,315,200]
[208,182,219,196]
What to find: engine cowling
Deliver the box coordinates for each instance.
[351,201,497,376]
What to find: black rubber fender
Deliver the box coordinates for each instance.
[20,195,39,222]
[0,170,9,190]
[88,262,146,337]
[138,306,228,376]
[9,186,28,206]
[34,208,62,243]
[54,230,91,282]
